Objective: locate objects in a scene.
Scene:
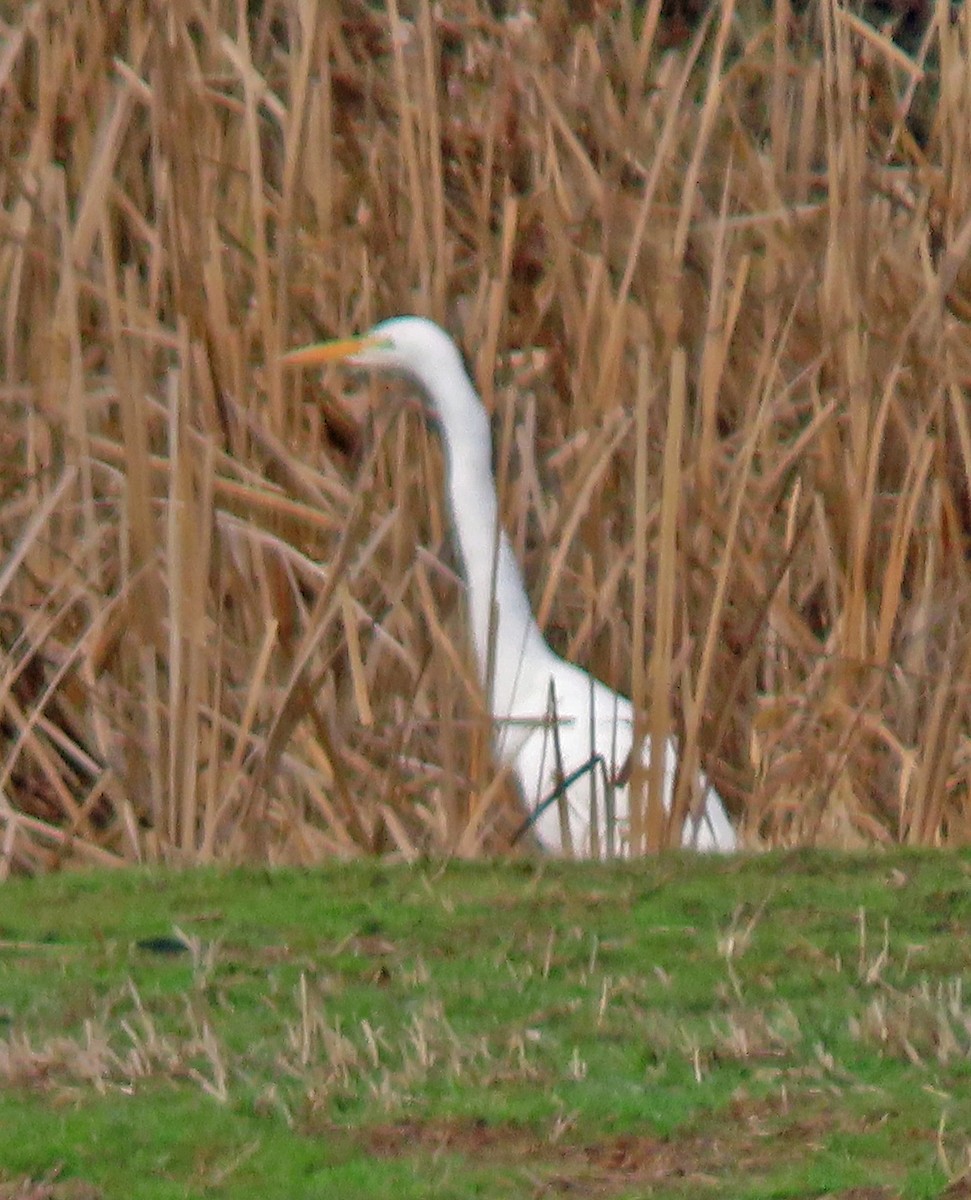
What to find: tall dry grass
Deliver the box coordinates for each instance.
[1,0,970,871]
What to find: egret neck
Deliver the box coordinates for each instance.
[434,376,552,723]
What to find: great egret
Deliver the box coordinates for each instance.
[283,317,737,856]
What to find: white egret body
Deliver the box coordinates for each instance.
[284,317,737,856]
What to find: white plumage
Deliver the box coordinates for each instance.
[284,316,737,856]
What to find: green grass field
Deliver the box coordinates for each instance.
[3,852,971,1197]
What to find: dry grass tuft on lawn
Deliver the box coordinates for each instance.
[2,0,971,870]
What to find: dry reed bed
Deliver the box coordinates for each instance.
[1,0,970,870]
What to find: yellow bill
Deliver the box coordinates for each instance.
[281,333,383,367]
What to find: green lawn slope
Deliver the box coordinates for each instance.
[2,852,970,1198]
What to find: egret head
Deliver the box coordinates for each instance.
[283,316,490,446]
[282,316,466,392]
